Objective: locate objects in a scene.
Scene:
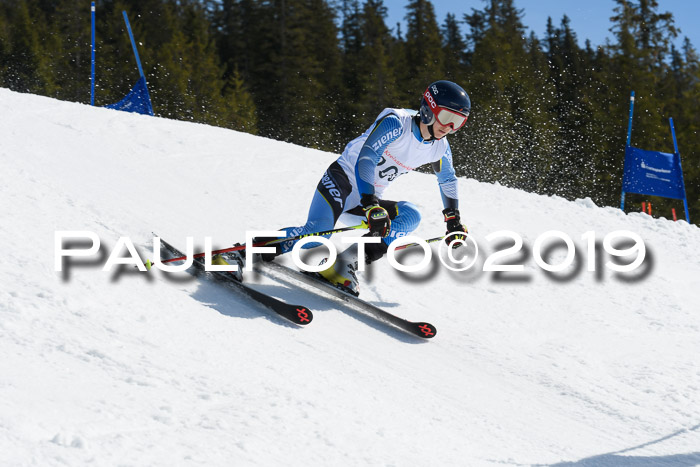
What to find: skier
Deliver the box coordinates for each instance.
[257,80,470,296]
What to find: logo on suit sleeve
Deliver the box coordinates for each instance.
[371,128,401,152]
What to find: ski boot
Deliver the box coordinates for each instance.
[251,237,282,262]
[317,243,360,296]
[211,248,245,282]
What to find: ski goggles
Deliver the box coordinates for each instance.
[423,90,469,131]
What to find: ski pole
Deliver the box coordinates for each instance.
[156,222,369,265]
[393,236,445,251]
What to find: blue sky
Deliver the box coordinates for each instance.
[382,0,700,50]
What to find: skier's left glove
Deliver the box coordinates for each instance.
[443,208,468,248]
[362,194,391,237]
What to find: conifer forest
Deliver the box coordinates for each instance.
[1,0,698,223]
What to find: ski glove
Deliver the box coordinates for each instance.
[443,208,468,248]
[362,194,391,237]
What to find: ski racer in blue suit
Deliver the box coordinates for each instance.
[259,80,471,296]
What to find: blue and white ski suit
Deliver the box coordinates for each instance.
[279,108,460,253]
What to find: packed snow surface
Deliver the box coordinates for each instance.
[1,88,699,466]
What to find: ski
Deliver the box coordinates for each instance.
[254,260,436,339]
[158,238,313,326]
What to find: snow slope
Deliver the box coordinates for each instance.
[1,88,699,466]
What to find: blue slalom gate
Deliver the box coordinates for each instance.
[91,3,154,116]
[620,91,690,223]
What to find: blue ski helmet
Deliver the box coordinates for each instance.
[419,80,471,134]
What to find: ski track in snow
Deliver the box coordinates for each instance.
[1,88,700,466]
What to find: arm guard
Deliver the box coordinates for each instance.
[432,143,459,210]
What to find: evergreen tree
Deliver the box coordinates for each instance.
[96,0,251,131]
[222,65,258,133]
[91,0,172,108]
[247,0,341,149]
[543,15,599,198]
[403,0,444,100]
[601,0,681,212]
[0,4,12,85]
[355,0,398,122]
[0,0,55,94]
[0,0,697,223]
[463,6,486,67]
[455,0,558,193]
[386,13,410,109]
[679,38,700,221]
[213,0,260,81]
[48,0,92,103]
[608,0,678,148]
[337,0,365,139]
[441,13,466,80]
[634,0,678,69]
[176,0,231,126]
[660,38,700,221]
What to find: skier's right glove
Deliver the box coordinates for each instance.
[443,208,468,248]
[361,194,391,237]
